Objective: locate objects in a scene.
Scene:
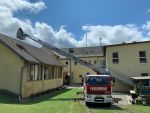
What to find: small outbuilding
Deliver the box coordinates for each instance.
[0,33,63,98]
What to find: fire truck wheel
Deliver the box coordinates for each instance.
[85,102,90,106]
[107,103,112,107]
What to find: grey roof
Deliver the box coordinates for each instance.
[0,33,62,66]
[62,46,104,56]
[105,41,150,48]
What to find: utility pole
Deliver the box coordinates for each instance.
[86,34,88,54]
[99,37,102,47]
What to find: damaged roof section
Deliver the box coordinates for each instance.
[0,33,62,66]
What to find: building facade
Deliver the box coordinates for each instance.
[60,41,150,92]
[59,47,105,84]
[0,33,63,98]
[105,41,150,91]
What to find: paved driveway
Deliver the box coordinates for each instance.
[112,92,131,105]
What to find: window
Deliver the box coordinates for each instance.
[66,62,68,65]
[58,67,62,78]
[69,48,74,53]
[74,61,77,65]
[141,73,149,76]
[89,60,91,64]
[139,51,147,63]
[54,67,58,78]
[37,65,43,80]
[29,64,38,81]
[112,52,119,64]
[100,60,105,68]
[44,66,49,80]
[143,81,150,87]
[49,66,54,79]
[44,66,54,80]
[94,60,97,65]
[86,76,111,85]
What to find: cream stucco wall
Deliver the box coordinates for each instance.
[22,64,63,98]
[60,56,105,84]
[0,43,24,95]
[106,42,150,77]
[106,42,150,91]
[0,42,63,98]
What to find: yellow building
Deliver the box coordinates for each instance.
[59,47,105,84]
[105,41,150,92]
[60,41,150,92]
[0,33,63,99]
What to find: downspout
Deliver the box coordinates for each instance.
[19,63,26,101]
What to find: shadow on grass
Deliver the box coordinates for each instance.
[48,97,83,102]
[0,88,71,105]
[87,103,125,111]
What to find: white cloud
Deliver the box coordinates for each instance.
[147,9,150,14]
[0,0,149,48]
[81,24,146,46]
[0,0,46,13]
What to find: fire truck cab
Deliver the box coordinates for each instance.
[84,75,112,106]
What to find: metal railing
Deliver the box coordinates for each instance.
[108,66,133,86]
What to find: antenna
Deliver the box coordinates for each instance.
[16,27,28,40]
[86,34,88,54]
[99,37,102,54]
[99,37,102,47]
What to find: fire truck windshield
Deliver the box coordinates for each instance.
[86,76,111,85]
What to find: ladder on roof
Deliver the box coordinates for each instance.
[16,28,101,74]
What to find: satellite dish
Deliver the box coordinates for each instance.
[16,27,26,40]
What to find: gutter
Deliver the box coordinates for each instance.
[19,63,26,100]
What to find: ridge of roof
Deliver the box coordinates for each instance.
[104,41,150,47]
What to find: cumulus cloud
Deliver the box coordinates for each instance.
[0,0,46,13]
[0,0,149,48]
[81,24,146,46]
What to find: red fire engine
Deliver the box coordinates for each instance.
[84,75,112,106]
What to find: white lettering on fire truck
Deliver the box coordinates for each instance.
[90,87,107,91]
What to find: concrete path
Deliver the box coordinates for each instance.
[112,93,131,105]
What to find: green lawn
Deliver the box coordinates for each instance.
[0,88,149,113]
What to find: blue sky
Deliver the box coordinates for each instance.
[1,0,150,47]
[16,0,150,39]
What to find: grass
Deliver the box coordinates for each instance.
[0,88,149,113]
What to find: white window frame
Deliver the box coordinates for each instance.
[112,52,119,64]
[139,51,147,63]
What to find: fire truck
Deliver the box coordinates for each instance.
[84,75,112,106]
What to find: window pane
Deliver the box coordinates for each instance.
[49,66,54,79]
[54,67,58,78]
[140,58,147,63]
[58,67,62,78]
[139,51,146,57]
[112,59,119,64]
[141,73,148,76]
[34,65,38,80]
[94,60,97,65]
[112,52,119,64]
[112,52,118,58]
[38,66,42,80]
[44,67,49,80]
[29,65,35,81]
